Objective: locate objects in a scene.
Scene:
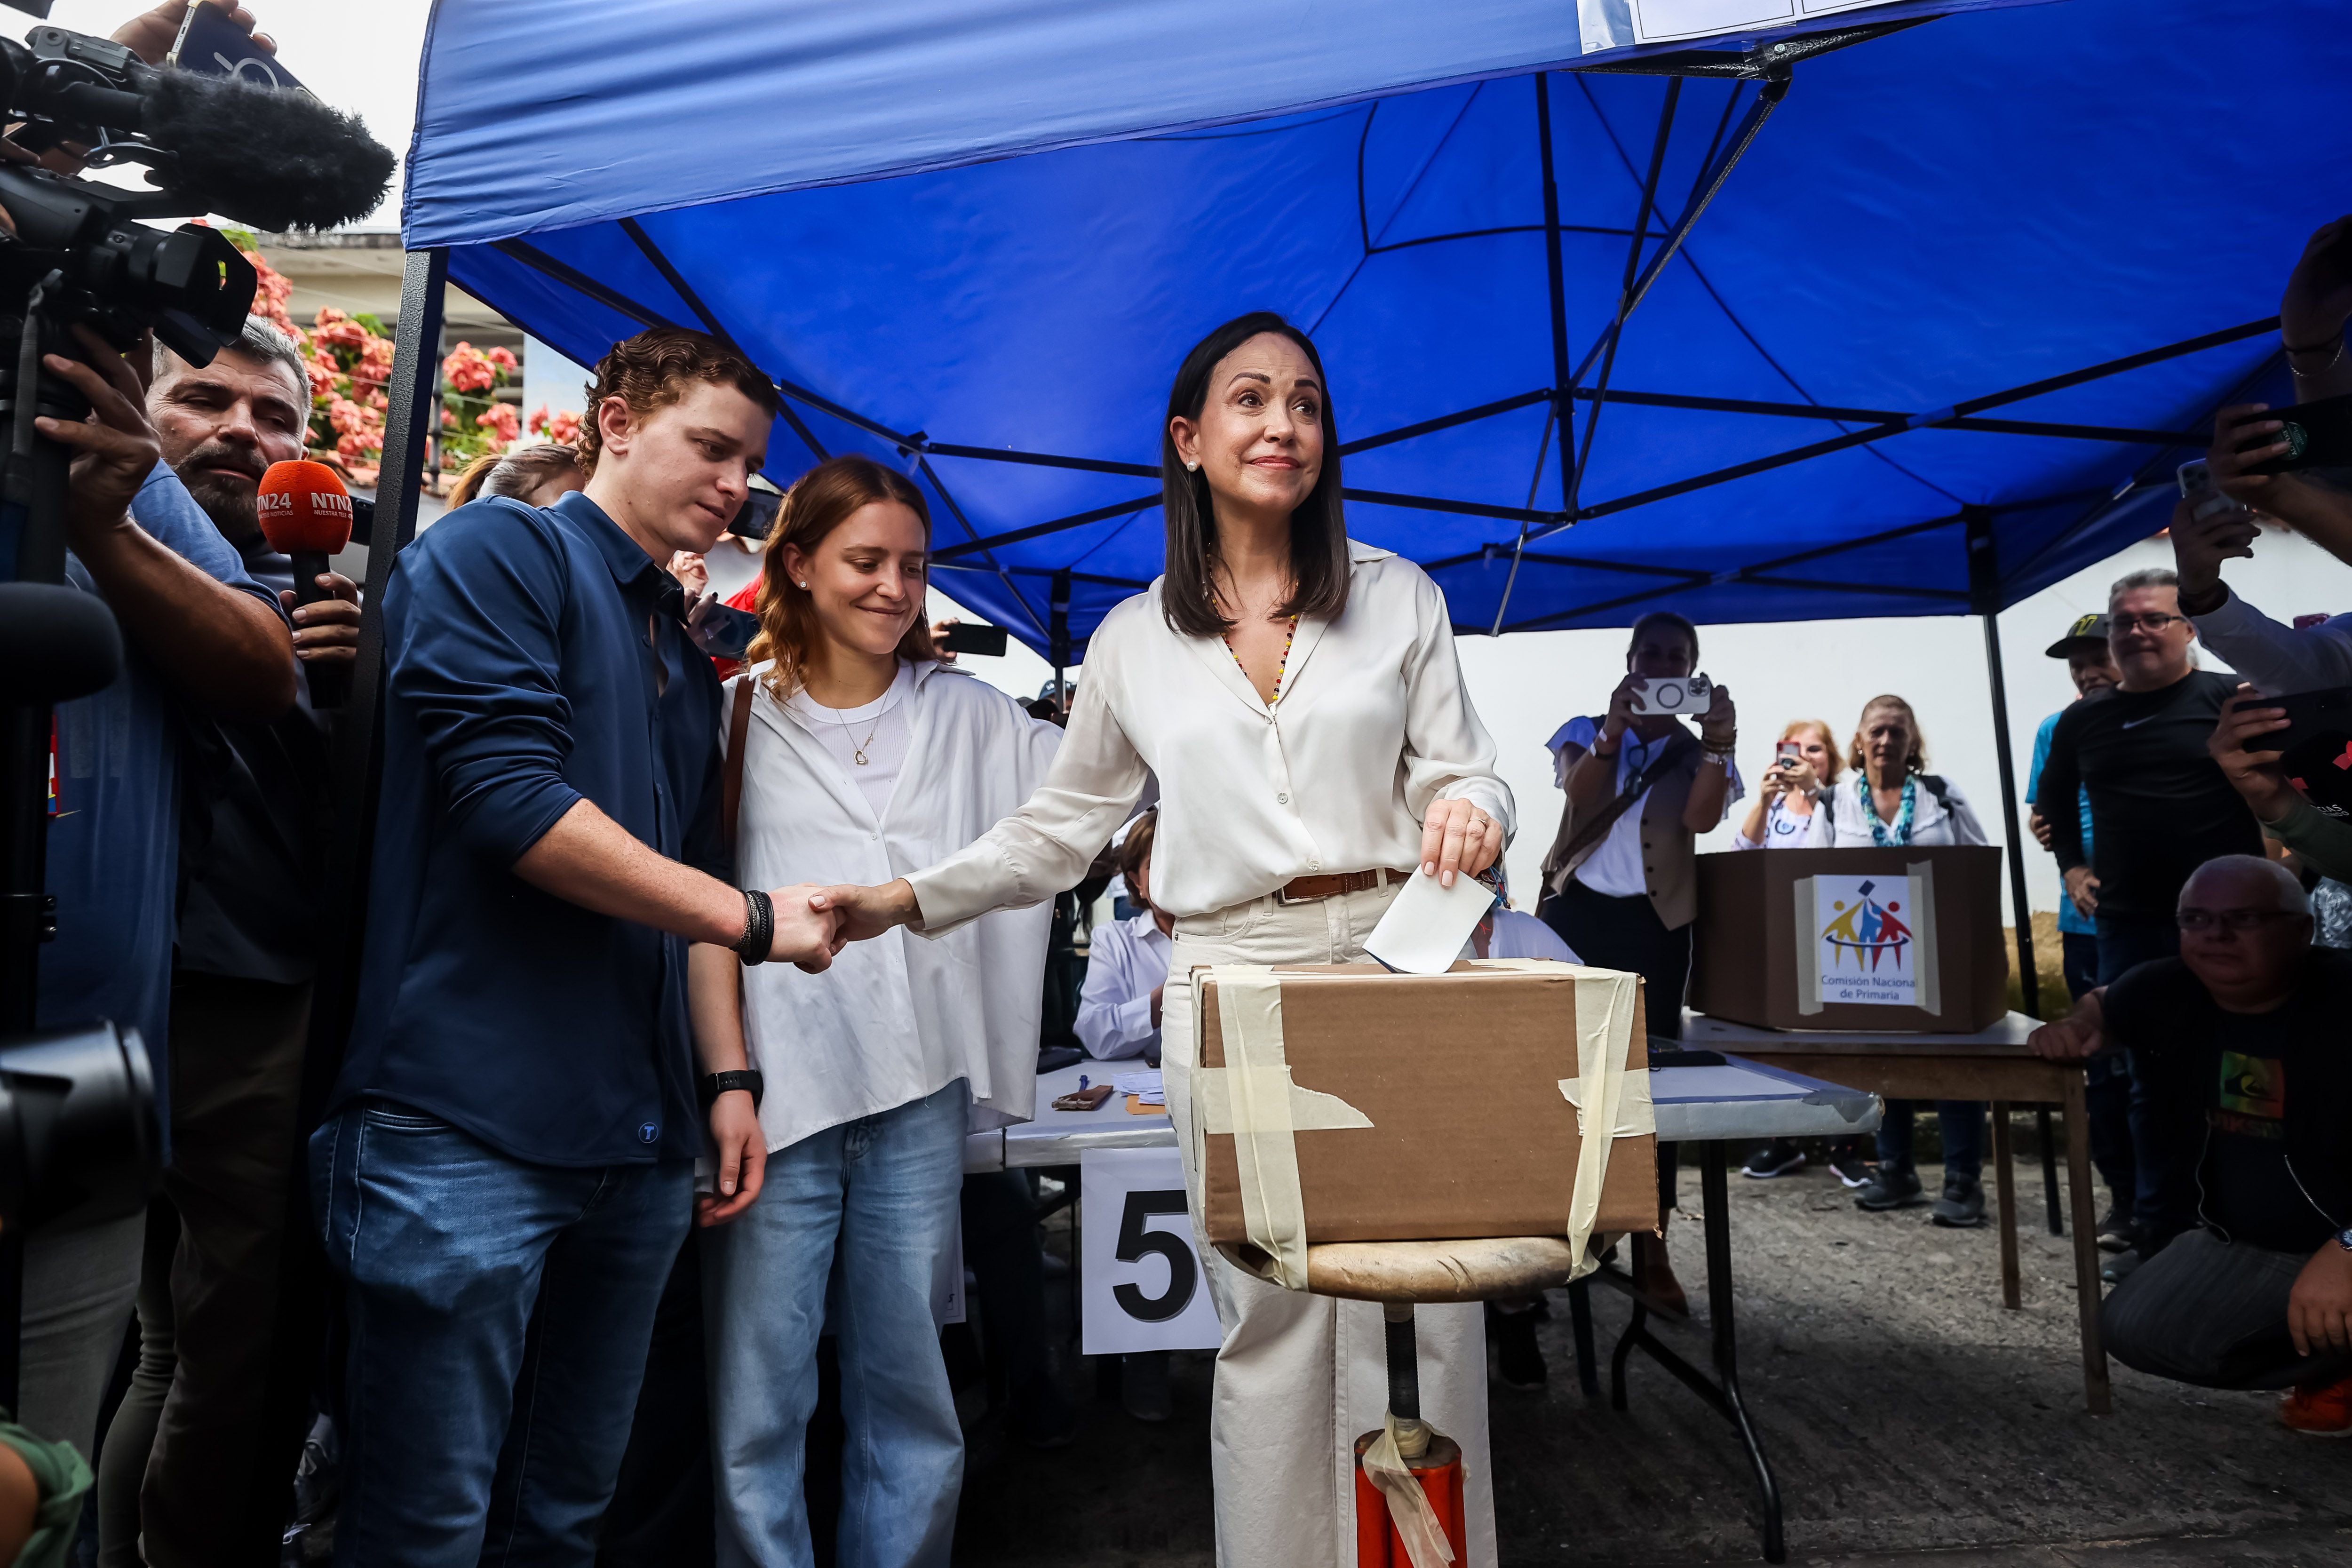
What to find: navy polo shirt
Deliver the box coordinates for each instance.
[333,491,726,1167]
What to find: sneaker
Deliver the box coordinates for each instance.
[1855,1164,1925,1211]
[2095,1205,2136,1254]
[2280,1375,2352,1436]
[2100,1247,2144,1285]
[1828,1151,1873,1189]
[1930,1176,1987,1229]
[1121,1350,1172,1424]
[1740,1140,1806,1180]
[1490,1306,1547,1390]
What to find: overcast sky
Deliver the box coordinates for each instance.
[33,0,431,229]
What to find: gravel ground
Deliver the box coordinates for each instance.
[952,1130,2351,1567]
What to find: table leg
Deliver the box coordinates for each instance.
[1568,1277,1599,1397]
[1992,1102,2021,1310]
[2060,1070,2112,1415]
[2036,1108,2064,1235]
[1700,1143,1786,1564]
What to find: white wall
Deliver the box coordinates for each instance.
[939,527,2352,922]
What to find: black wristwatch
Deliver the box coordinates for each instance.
[702,1070,764,1110]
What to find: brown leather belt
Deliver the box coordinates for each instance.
[1274,867,1414,904]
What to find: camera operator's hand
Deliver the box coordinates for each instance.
[113,2,276,66]
[667,550,708,601]
[2209,684,2296,825]
[1698,683,1736,750]
[931,617,961,664]
[37,329,163,546]
[2280,216,2352,362]
[2168,493,2258,616]
[1771,755,1820,800]
[282,572,360,667]
[1600,672,1642,746]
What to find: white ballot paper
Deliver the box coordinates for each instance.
[1363,868,1495,976]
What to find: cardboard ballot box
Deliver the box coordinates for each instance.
[1195,962,1657,1254]
[1688,845,2006,1033]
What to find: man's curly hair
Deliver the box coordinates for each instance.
[574,326,779,475]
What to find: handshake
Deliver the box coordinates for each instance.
[752,880,923,970]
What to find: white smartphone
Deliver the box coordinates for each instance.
[2176,459,2249,524]
[1629,673,1713,717]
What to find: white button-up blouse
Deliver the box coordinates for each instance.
[909,541,1515,929]
[731,658,1065,1146]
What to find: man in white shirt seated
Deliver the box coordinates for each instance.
[1076,810,1174,1064]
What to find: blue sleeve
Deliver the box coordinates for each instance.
[130,464,280,615]
[384,500,583,866]
[2025,711,2058,806]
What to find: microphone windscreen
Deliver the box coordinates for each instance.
[141,69,395,232]
[257,461,355,557]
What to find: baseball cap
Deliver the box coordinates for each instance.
[2044,613,2111,658]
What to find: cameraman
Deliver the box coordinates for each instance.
[26,323,294,1471]
[1537,610,1740,1315]
[92,318,354,1567]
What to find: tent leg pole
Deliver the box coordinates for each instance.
[242,246,448,1553]
[1980,610,2042,1025]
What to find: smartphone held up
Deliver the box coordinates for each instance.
[1629,673,1713,717]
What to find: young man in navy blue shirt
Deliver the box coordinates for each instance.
[316,327,839,1564]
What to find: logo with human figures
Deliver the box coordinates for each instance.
[1813,875,1921,1006]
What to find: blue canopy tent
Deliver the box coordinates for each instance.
[353,0,2343,1035]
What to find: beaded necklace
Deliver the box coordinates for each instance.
[1858,773,1917,847]
[1225,614,1299,702]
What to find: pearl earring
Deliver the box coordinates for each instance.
[1184,459,1199,473]
[798,580,809,589]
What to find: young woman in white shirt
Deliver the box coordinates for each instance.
[690,455,1062,1568]
[1732,718,1839,850]
[1819,695,1997,1228]
[813,313,1514,1568]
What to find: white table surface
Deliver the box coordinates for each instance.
[1676,1009,2041,1050]
[961,1055,1882,1172]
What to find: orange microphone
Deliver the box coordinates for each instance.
[256,460,356,708]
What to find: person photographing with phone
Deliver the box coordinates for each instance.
[1537,610,1740,1313]
[1731,719,1839,850]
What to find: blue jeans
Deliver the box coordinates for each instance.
[2097,912,2188,1241]
[1875,1101,1985,1184]
[310,1100,691,1568]
[703,1079,969,1568]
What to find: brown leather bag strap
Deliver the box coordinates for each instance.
[722,676,755,855]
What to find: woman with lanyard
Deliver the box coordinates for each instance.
[1731,718,1839,850]
[691,455,1063,1567]
[1820,694,1996,1226]
[1536,611,1740,1315]
[811,312,1514,1568]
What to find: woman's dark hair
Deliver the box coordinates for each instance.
[1625,610,1700,666]
[1159,312,1351,638]
[1117,808,1159,889]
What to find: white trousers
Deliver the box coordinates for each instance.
[1162,878,1497,1568]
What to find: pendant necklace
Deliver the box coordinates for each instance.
[832,703,884,765]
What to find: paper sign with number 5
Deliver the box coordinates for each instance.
[1080,1148,1223,1355]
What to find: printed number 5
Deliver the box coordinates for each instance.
[1112,1189,1197,1322]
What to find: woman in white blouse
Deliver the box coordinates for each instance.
[691,456,1061,1568]
[1818,694,1998,1227]
[815,313,1514,1568]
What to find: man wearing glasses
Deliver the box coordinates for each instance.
[2028,857,2352,1436]
[2033,568,2265,1271]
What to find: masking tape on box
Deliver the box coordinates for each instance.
[1557,967,1641,1282]
[1199,964,1322,1290]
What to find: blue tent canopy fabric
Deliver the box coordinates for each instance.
[406,0,2334,655]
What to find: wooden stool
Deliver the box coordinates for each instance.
[1279,1238,1584,1567]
